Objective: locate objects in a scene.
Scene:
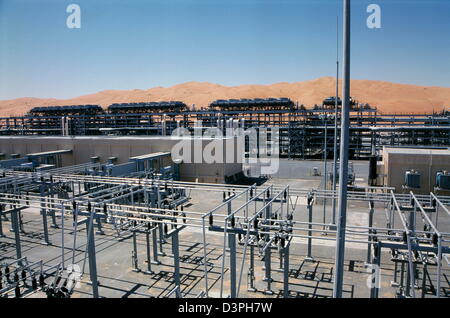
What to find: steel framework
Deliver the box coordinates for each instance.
[0,165,449,298]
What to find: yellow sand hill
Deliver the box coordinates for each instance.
[0,77,449,116]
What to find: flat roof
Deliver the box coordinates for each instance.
[129,152,171,161]
[0,136,235,141]
[27,149,72,157]
[384,147,450,155]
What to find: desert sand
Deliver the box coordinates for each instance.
[0,77,449,116]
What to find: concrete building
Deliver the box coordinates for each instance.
[378,147,450,194]
[0,136,243,183]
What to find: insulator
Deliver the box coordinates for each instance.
[432,233,438,246]
[31,276,37,290]
[209,214,213,226]
[39,273,45,287]
[373,244,379,258]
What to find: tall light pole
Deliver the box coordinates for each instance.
[331,16,339,226]
[333,0,351,298]
[322,113,328,230]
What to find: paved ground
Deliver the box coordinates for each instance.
[0,159,449,298]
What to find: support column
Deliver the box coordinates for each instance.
[307,195,314,260]
[171,230,181,298]
[263,201,273,295]
[283,243,290,298]
[152,224,160,264]
[227,201,237,298]
[86,215,99,298]
[49,182,58,229]
[248,244,256,292]
[366,201,374,264]
[40,183,50,245]
[132,226,140,272]
[11,208,22,263]
[0,204,4,237]
[145,227,153,274]
[370,242,381,298]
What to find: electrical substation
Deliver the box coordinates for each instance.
[0,96,448,299]
[0,0,449,300]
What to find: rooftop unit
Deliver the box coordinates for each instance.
[404,170,421,189]
[107,101,187,113]
[209,97,295,111]
[436,171,450,190]
[28,105,103,116]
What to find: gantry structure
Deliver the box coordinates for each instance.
[0,162,449,298]
[0,100,448,159]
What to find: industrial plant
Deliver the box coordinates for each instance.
[0,0,449,301]
[0,90,448,299]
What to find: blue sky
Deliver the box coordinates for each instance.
[0,0,449,99]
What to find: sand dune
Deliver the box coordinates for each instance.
[0,77,449,116]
